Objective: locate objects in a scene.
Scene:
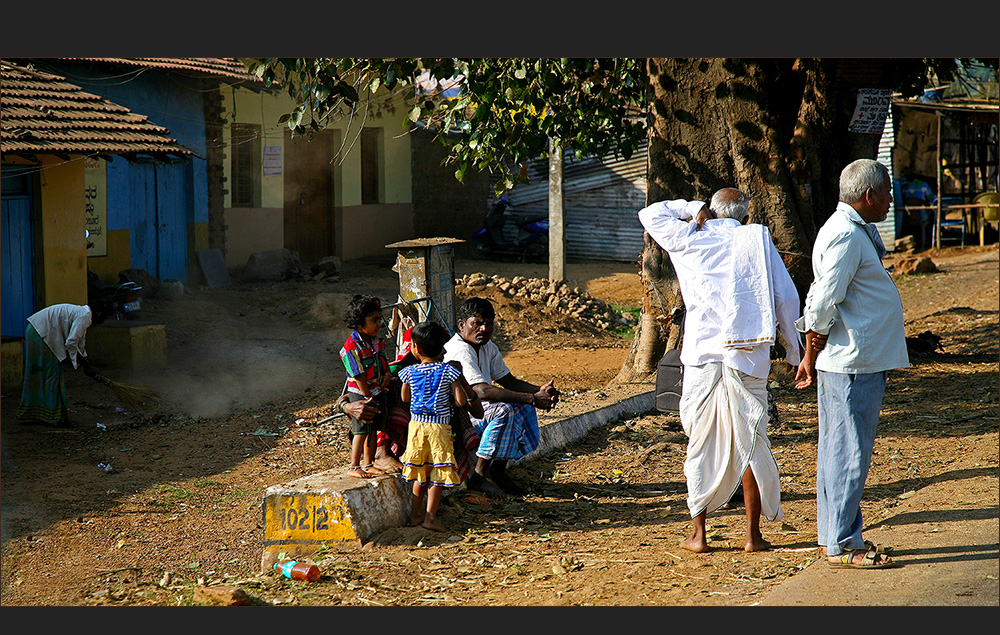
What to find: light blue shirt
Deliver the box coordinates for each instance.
[796,202,910,374]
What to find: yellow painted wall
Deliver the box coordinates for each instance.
[87,229,131,285]
[218,82,414,262]
[38,157,87,306]
[223,207,283,268]
[338,203,414,260]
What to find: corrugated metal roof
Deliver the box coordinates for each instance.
[505,142,648,206]
[496,142,648,262]
[1,60,195,158]
[59,57,257,83]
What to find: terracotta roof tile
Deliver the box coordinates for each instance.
[1,60,195,158]
[61,57,258,83]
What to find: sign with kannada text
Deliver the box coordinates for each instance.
[848,88,892,134]
[84,157,107,257]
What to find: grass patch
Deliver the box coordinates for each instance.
[608,304,641,338]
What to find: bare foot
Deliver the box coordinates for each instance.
[410,510,425,525]
[347,467,373,479]
[422,515,447,532]
[374,455,404,474]
[362,465,386,476]
[681,536,710,553]
[745,537,771,552]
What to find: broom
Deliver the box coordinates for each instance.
[95,374,162,411]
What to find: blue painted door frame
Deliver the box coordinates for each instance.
[1,167,37,338]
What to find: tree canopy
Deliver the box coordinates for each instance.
[242,58,647,194]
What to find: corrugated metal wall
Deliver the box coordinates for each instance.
[876,108,897,250]
[504,142,648,262]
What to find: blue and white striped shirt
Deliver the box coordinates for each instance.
[398,362,462,424]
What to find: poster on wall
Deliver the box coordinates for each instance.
[84,157,107,257]
[263,145,283,176]
[848,88,892,134]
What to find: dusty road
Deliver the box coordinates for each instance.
[1,246,996,606]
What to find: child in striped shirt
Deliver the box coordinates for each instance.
[398,321,483,532]
[340,294,390,478]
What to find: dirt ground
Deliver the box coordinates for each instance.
[1,244,997,606]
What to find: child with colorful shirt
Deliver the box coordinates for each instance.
[339,294,391,478]
[398,321,483,532]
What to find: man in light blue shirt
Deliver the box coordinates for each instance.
[795,158,909,569]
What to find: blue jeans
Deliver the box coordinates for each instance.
[816,370,887,556]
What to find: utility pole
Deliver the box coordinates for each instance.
[548,138,566,282]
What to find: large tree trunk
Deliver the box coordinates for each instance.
[617,58,892,383]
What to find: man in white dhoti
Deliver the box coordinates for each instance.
[639,188,802,553]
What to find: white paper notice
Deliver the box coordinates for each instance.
[848,88,892,134]
[263,145,283,176]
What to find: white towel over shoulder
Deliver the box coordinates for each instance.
[721,224,775,351]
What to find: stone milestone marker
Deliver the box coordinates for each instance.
[260,469,411,570]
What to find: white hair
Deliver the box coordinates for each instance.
[710,188,749,221]
[839,159,890,204]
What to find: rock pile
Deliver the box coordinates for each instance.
[454,273,638,333]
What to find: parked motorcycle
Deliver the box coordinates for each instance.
[471,194,549,261]
[88,270,143,321]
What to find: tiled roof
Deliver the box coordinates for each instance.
[1,60,195,159]
[61,57,257,83]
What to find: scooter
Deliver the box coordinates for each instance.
[88,270,143,321]
[471,194,549,261]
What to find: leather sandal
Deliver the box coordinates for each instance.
[864,539,894,555]
[827,546,896,569]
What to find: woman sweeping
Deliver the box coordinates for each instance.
[16,301,113,427]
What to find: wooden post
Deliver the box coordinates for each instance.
[935,110,943,249]
[548,138,566,282]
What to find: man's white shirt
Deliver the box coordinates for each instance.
[638,199,802,379]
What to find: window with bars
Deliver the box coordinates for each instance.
[231,123,261,207]
[360,127,381,205]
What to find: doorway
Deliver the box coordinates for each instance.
[283,130,337,267]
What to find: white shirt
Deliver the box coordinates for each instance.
[638,199,803,379]
[27,304,93,369]
[796,202,910,374]
[443,334,510,386]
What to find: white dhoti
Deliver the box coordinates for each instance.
[680,362,784,522]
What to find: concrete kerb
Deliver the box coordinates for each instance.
[260,390,656,570]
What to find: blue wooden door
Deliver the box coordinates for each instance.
[128,161,187,281]
[155,162,187,281]
[129,162,157,275]
[1,169,37,338]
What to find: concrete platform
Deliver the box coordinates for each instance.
[260,388,655,570]
[86,319,166,369]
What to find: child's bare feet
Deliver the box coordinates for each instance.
[362,464,386,476]
[410,510,425,525]
[347,466,373,479]
[374,455,404,474]
[422,514,447,532]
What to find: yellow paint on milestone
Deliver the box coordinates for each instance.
[263,493,358,543]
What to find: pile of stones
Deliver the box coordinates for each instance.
[455,273,638,332]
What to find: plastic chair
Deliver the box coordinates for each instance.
[934,209,966,247]
[973,191,999,245]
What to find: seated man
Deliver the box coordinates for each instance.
[443,297,560,497]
